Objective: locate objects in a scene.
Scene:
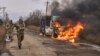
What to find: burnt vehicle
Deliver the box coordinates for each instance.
[40,16,60,36]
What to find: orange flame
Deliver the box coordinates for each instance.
[52,21,61,27]
[54,21,84,44]
[51,21,61,38]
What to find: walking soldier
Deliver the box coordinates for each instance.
[16,18,25,49]
[5,20,14,41]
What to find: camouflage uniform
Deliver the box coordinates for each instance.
[16,19,25,49]
[5,20,14,41]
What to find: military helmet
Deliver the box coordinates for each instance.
[19,17,24,23]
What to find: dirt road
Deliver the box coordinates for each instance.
[5,30,56,56]
[5,28,100,56]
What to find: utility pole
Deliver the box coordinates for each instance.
[0,7,6,19]
[46,1,49,16]
[44,1,49,35]
[2,7,6,20]
[0,7,6,24]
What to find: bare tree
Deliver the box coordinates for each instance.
[25,10,42,26]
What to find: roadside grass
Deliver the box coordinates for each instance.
[0,37,3,44]
[27,25,40,33]
[0,37,2,43]
[0,26,6,43]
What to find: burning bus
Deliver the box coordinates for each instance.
[40,15,84,45]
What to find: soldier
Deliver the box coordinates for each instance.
[9,20,14,41]
[16,18,25,49]
[5,20,14,41]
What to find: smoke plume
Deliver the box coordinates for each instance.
[49,0,100,44]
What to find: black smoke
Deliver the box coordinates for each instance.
[50,0,100,44]
[50,0,100,17]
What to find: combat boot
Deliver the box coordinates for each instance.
[18,43,22,49]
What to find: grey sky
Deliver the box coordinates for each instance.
[0,0,81,22]
[0,0,51,22]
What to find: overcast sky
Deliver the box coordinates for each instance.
[0,0,54,22]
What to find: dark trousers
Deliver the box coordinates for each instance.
[17,33,24,49]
